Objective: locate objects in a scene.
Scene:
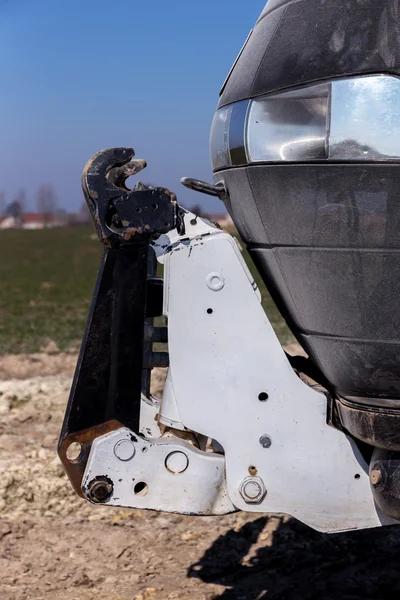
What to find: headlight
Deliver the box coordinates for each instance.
[209,104,232,171]
[210,74,400,170]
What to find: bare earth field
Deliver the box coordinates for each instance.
[2,352,400,600]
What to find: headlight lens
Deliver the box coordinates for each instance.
[210,75,400,171]
[247,83,330,162]
[210,104,232,170]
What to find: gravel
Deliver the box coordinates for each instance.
[1,352,400,599]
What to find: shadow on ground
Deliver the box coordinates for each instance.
[189,516,400,600]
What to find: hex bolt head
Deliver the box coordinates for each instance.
[113,439,136,461]
[87,477,114,504]
[259,435,272,449]
[240,476,267,504]
[370,468,383,486]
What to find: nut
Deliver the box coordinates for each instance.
[370,468,383,486]
[239,476,267,504]
[86,476,114,503]
[259,435,272,449]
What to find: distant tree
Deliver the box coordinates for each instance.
[14,189,26,212]
[189,204,211,220]
[5,201,22,218]
[5,190,25,224]
[190,204,203,217]
[36,185,57,226]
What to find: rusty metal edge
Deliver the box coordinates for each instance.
[58,420,122,498]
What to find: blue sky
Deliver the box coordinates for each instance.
[0,0,266,213]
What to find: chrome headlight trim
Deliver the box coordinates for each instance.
[210,100,250,171]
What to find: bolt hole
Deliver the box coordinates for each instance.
[164,222,170,227]
[152,203,158,210]
[258,392,269,402]
[190,218,197,226]
[207,308,213,315]
[134,481,149,496]
[249,465,258,476]
[135,206,142,213]
[66,442,84,463]
[142,447,148,453]
[354,474,361,480]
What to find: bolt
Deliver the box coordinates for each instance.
[87,477,114,503]
[113,439,136,461]
[239,476,267,504]
[259,435,272,449]
[370,469,383,486]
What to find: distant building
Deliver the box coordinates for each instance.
[0,212,71,230]
[0,216,18,230]
[0,209,233,231]
[22,213,60,229]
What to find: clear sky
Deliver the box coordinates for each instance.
[0,0,266,213]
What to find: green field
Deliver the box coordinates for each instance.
[0,226,293,355]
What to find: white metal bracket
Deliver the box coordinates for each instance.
[83,211,395,532]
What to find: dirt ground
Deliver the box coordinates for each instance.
[2,352,400,600]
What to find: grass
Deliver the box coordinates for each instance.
[0,226,293,355]
[0,226,101,354]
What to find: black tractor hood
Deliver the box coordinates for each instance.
[213,0,400,406]
[219,0,400,108]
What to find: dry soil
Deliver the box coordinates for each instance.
[1,351,400,600]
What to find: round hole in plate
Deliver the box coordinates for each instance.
[135,206,142,213]
[152,203,158,210]
[66,441,83,463]
[207,308,213,315]
[258,392,269,402]
[354,474,361,480]
[134,481,149,496]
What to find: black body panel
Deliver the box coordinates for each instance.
[221,165,400,400]
[216,0,400,407]
[219,0,400,108]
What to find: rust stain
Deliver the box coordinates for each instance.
[59,420,122,498]
[124,226,144,240]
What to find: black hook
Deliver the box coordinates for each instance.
[82,147,177,247]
